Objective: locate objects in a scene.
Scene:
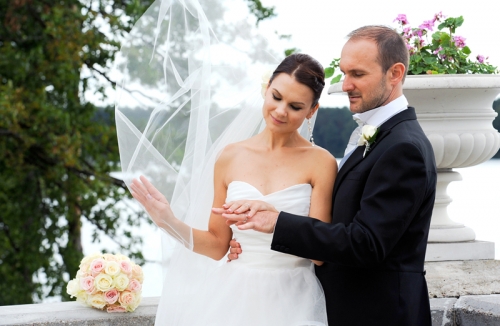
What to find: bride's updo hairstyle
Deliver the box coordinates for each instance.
[269,53,325,108]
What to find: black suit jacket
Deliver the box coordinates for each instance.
[272,108,436,326]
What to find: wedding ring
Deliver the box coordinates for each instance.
[243,218,248,223]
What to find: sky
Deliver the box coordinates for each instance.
[252,0,500,107]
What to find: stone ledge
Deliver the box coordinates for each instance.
[431,298,456,326]
[454,295,500,326]
[425,241,495,262]
[2,295,500,326]
[0,297,158,326]
[425,260,500,298]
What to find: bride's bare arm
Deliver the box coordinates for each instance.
[131,153,233,261]
[191,154,233,260]
[309,148,338,266]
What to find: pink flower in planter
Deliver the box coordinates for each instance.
[419,20,435,31]
[394,14,408,25]
[433,11,445,22]
[453,36,466,48]
[477,55,487,64]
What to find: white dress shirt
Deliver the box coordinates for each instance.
[339,95,409,169]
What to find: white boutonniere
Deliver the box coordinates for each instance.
[357,125,379,158]
[261,70,272,99]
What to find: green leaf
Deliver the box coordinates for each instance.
[462,46,471,55]
[324,67,334,78]
[330,74,342,84]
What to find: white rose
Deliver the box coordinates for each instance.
[104,261,121,276]
[66,279,81,298]
[113,273,130,291]
[358,125,378,146]
[94,273,114,292]
[88,293,107,309]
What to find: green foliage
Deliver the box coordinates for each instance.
[0,0,151,305]
[325,13,498,84]
[324,58,341,85]
[284,47,299,57]
[244,0,276,26]
[313,107,357,158]
[395,13,498,75]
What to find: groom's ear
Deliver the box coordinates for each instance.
[388,62,406,85]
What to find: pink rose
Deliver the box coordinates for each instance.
[120,261,132,275]
[104,289,119,304]
[90,258,105,276]
[127,279,142,292]
[119,291,136,306]
[132,264,144,282]
[80,276,95,294]
[106,304,127,313]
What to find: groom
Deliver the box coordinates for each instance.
[221,25,436,325]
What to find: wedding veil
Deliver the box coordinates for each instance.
[114,0,316,322]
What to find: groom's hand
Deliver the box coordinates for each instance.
[212,200,279,233]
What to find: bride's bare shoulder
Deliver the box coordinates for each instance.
[307,145,337,169]
[216,138,255,164]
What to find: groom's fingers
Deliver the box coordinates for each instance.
[222,213,248,226]
[237,221,255,231]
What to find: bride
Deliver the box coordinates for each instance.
[115,0,336,324]
[130,53,337,325]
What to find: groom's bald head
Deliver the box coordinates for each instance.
[347,26,409,83]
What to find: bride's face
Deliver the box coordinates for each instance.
[262,73,317,133]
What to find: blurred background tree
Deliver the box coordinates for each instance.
[0,0,282,305]
[0,0,156,305]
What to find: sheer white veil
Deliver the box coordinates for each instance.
[114,0,316,322]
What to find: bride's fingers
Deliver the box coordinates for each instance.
[139,176,165,201]
[131,179,150,199]
[227,201,251,214]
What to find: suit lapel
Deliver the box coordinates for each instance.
[332,107,418,202]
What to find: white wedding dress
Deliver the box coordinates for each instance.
[161,181,328,326]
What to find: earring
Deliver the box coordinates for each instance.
[308,119,315,146]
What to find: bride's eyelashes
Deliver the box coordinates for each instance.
[272,94,302,111]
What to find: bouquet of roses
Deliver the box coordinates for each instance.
[66,253,144,312]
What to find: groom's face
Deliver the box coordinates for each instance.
[340,39,392,114]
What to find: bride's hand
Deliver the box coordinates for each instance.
[221,200,278,218]
[130,176,175,228]
[212,200,279,234]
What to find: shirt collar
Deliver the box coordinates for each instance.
[353,95,409,127]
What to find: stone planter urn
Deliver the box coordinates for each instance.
[329,74,500,259]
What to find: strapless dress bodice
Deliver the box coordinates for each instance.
[226,181,312,269]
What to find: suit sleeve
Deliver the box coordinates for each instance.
[271,141,431,267]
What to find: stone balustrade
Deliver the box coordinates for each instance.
[2,294,500,326]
